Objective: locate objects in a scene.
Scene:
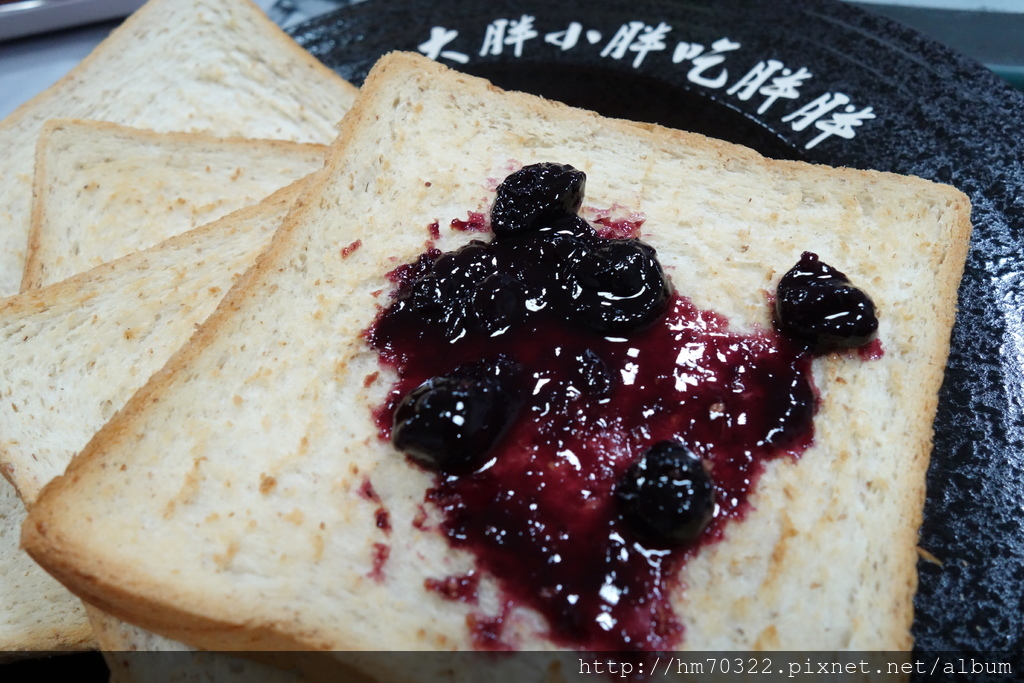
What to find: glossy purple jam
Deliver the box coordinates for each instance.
[774,251,879,352]
[451,211,489,233]
[367,241,815,651]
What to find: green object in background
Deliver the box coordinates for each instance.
[848,3,1024,92]
[992,65,1024,92]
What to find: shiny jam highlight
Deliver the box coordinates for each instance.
[366,223,815,651]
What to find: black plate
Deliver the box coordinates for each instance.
[288,0,1024,661]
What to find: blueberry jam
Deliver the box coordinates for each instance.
[364,164,855,652]
[775,251,878,353]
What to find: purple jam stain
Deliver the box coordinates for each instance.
[383,247,442,289]
[369,542,390,582]
[451,211,489,233]
[859,338,885,361]
[358,478,381,503]
[588,209,644,240]
[428,221,441,240]
[360,477,392,534]
[341,240,362,258]
[424,571,481,604]
[366,234,817,651]
[467,600,515,650]
[376,508,392,533]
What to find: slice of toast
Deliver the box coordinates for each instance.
[0,0,354,654]
[1,177,306,530]
[0,178,309,664]
[22,52,972,657]
[2,120,323,503]
[0,480,92,653]
[0,0,357,297]
[22,119,326,291]
[0,118,325,657]
[0,179,306,658]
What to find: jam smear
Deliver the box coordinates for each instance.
[451,211,489,233]
[364,164,834,652]
[368,264,814,651]
[369,542,390,582]
[425,571,481,604]
[341,240,362,258]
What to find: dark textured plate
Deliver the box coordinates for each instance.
[288,0,1024,659]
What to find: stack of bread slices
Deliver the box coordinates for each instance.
[0,0,354,679]
[2,0,972,680]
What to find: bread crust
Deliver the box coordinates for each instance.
[23,52,972,657]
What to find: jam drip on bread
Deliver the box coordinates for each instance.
[366,163,878,651]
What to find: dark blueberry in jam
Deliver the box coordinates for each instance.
[392,364,519,473]
[616,441,715,545]
[570,238,672,333]
[490,163,586,238]
[574,348,614,397]
[470,272,527,335]
[393,241,502,342]
[536,214,597,240]
[775,252,878,352]
[393,272,444,318]
[501,229,594,314]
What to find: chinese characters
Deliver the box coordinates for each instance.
[418,16,875,150]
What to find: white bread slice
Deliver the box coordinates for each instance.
[22,120,326,290]
[0,0,357,297]
[0,481,91,653]
[1,177,305,514]
[0,0,353,654]
[0,180,305,662]
[22,52,971,658]
[1,118,324,657]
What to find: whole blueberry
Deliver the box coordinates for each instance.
[395,240,501,341]
[570,238,672,333]
[616,441,715,545]
[501,229,595,314]
[491,163,586,238]
[392,361,521,473]
[775,252,878,352]
[470,272,528,335]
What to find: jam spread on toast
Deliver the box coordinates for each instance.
[366,163,877,650]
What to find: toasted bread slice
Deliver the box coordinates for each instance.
[2,119,324,657]
[0,179,306,659]
[0,0,357,297]
[22,52,971,659]
[22,120,326,291]
[0,0,353,654]
[0,481,92,654]
[2,177,306,513]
